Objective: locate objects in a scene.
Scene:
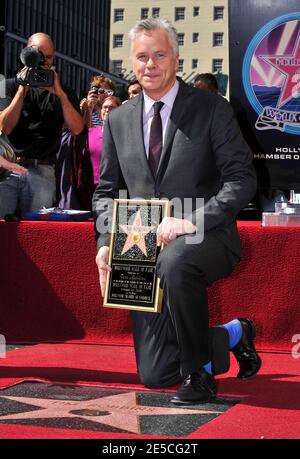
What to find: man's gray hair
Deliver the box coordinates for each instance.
[128,18,179,56]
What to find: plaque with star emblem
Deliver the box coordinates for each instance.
[104,199,171,312]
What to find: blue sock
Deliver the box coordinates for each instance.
[223,319,242,349]
[202,319,242,374]
[203,361,212,374]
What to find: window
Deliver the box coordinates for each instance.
[141,8,148,19]
[192,32,199,43]
[113,34,123,48]
[152,8,160,18]
[192,59,198,69]
[178,33,185,46]
[213,32,224,47]
[214,6,224,20]
[212,59,223,73]
[175,7,185,21]
[112,60,123,75]
[178,59,184,72]
[193,6,200,16]
[114,8,124,22]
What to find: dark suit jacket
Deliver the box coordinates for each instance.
[92,80,257,255]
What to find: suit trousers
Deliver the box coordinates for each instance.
[131,229,239,388]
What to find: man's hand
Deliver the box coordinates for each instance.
[157,217,197,246]
[46,71,64,97]
[0,156,28,175]
[95,246,111,297]
[16,66,28,80]
[15,67,29,97]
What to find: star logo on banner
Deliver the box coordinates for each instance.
[119,210,155,256]
[260,31,300,107]
[0,391,219,434]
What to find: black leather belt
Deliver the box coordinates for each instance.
[16,157,54,167]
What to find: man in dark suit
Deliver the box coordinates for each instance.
[92,18,261,405]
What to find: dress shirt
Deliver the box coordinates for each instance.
[143,79,179,158]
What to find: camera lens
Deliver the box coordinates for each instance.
[90,87,114,96]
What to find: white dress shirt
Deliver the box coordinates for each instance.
[143,79,179,158]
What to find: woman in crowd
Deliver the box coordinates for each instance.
[80,75,116,127]
[57,76,116,209]
[88,95,121,186]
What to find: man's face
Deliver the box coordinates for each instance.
[128,83,141,99]
[132,29,178,100]
[194,80,218,94]
[29,38,54,69]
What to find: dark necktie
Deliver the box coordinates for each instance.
[148,101,164,176]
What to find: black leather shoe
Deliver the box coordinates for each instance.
[231,318,262,379]
[171,368,216,406]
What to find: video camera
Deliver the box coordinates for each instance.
[16,46,54,87]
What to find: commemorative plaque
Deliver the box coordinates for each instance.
[103,199,171,313]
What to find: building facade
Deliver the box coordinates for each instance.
[109,0,228,86]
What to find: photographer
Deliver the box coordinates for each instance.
[80,75,116,128]
[0,32,84,219]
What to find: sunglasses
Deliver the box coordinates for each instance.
[91,86,114,96]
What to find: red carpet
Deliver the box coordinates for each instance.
[1,221,300,351]
[0,344,299,439]
[1,221,300,438]
[0,344,140,390]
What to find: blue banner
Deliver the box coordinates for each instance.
[229,0,300,190]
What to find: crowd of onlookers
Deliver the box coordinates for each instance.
[56,75,144,211]
[0,30,222,219]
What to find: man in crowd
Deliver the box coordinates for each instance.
[193,73,219,94]
[127,79,142,99]
[93,18,261,405]
[0,32,83,219]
